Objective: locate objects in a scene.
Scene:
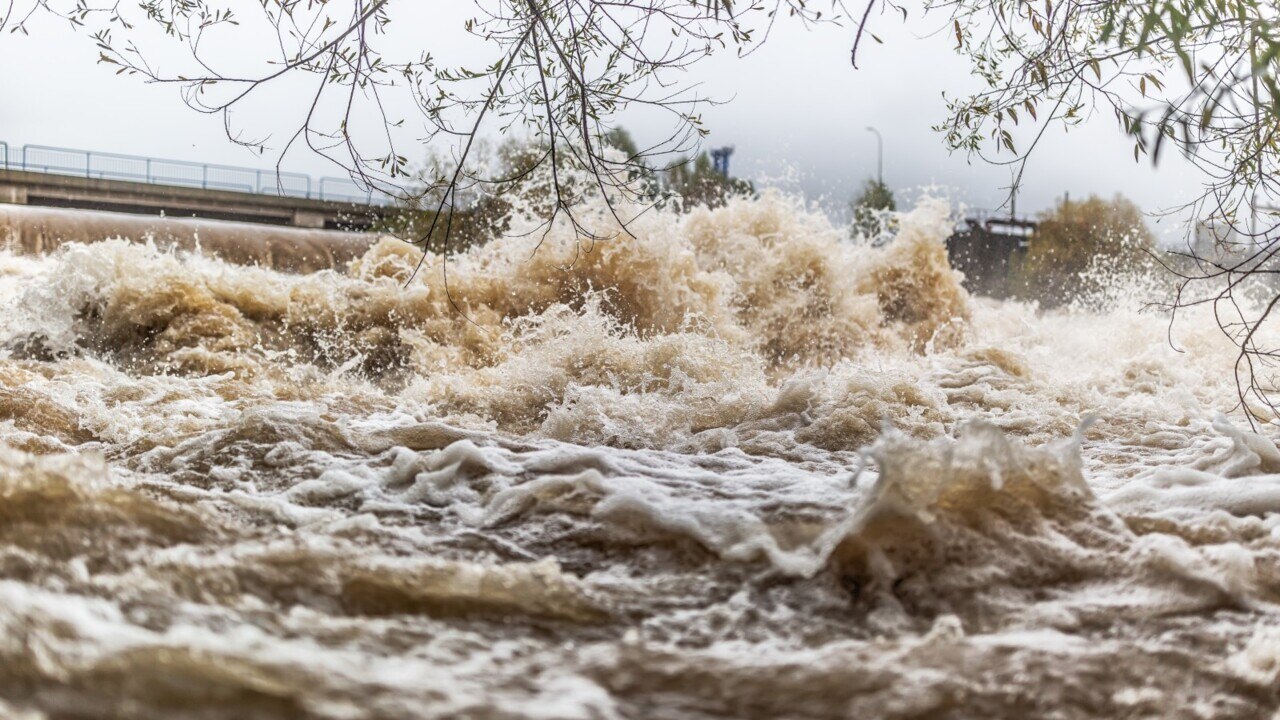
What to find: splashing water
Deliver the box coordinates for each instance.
[0,189,1277,719]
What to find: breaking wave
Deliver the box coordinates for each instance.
[0,187,1276,718]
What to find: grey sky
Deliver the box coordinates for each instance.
[0,3,1204,231]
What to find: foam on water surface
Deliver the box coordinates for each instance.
[0,189,1276,718]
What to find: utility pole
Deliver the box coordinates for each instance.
[866,127,883,186]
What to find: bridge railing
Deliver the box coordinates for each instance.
[318,176,383,205]
[2,142,397,206]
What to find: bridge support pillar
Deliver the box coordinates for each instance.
[0,185,28,205]
[292,209,327,228]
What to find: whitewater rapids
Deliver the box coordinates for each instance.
[0,193,1277,719]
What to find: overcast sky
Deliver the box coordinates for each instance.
[0,3,1205,233]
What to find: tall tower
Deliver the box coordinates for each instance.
[710,146,734,177]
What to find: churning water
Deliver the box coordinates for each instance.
[0,192,1277,719]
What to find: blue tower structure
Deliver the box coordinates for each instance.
[710,146,734,177]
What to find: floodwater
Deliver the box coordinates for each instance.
[0,193,1277,719]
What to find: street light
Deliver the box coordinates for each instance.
[865,126,883,186]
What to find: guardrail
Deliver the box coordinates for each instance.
[0,142,395,206]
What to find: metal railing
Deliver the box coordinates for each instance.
[1,142,395,206]
[317,176,385,205]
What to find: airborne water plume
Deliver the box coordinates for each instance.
[0,189,1277,718]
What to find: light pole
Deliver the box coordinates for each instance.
[866,126,883,186]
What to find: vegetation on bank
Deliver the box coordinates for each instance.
[849,179,897,244]
[374,129,753,251]
[1013,195,1156,306]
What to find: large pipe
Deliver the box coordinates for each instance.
[0,204,378,273]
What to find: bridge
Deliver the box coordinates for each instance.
[0,142,402,230]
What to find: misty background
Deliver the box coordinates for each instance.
[0,3,1204,235]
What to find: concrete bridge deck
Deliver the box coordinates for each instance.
[0,168,398,230]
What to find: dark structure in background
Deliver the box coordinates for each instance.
[946,216,1037,298]
[710,147,734,177]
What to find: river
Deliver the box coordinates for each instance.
[0,193,1276,718]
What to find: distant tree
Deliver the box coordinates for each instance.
[663,152,753,210]
[603,128,641,163]
[849,179,896,242]
[374,137,546,251]
[1016,194,1155,306]
[377,127,665,249]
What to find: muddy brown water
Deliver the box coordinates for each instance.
[0,196,1276,719]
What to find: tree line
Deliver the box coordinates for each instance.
[374,128,751,251]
